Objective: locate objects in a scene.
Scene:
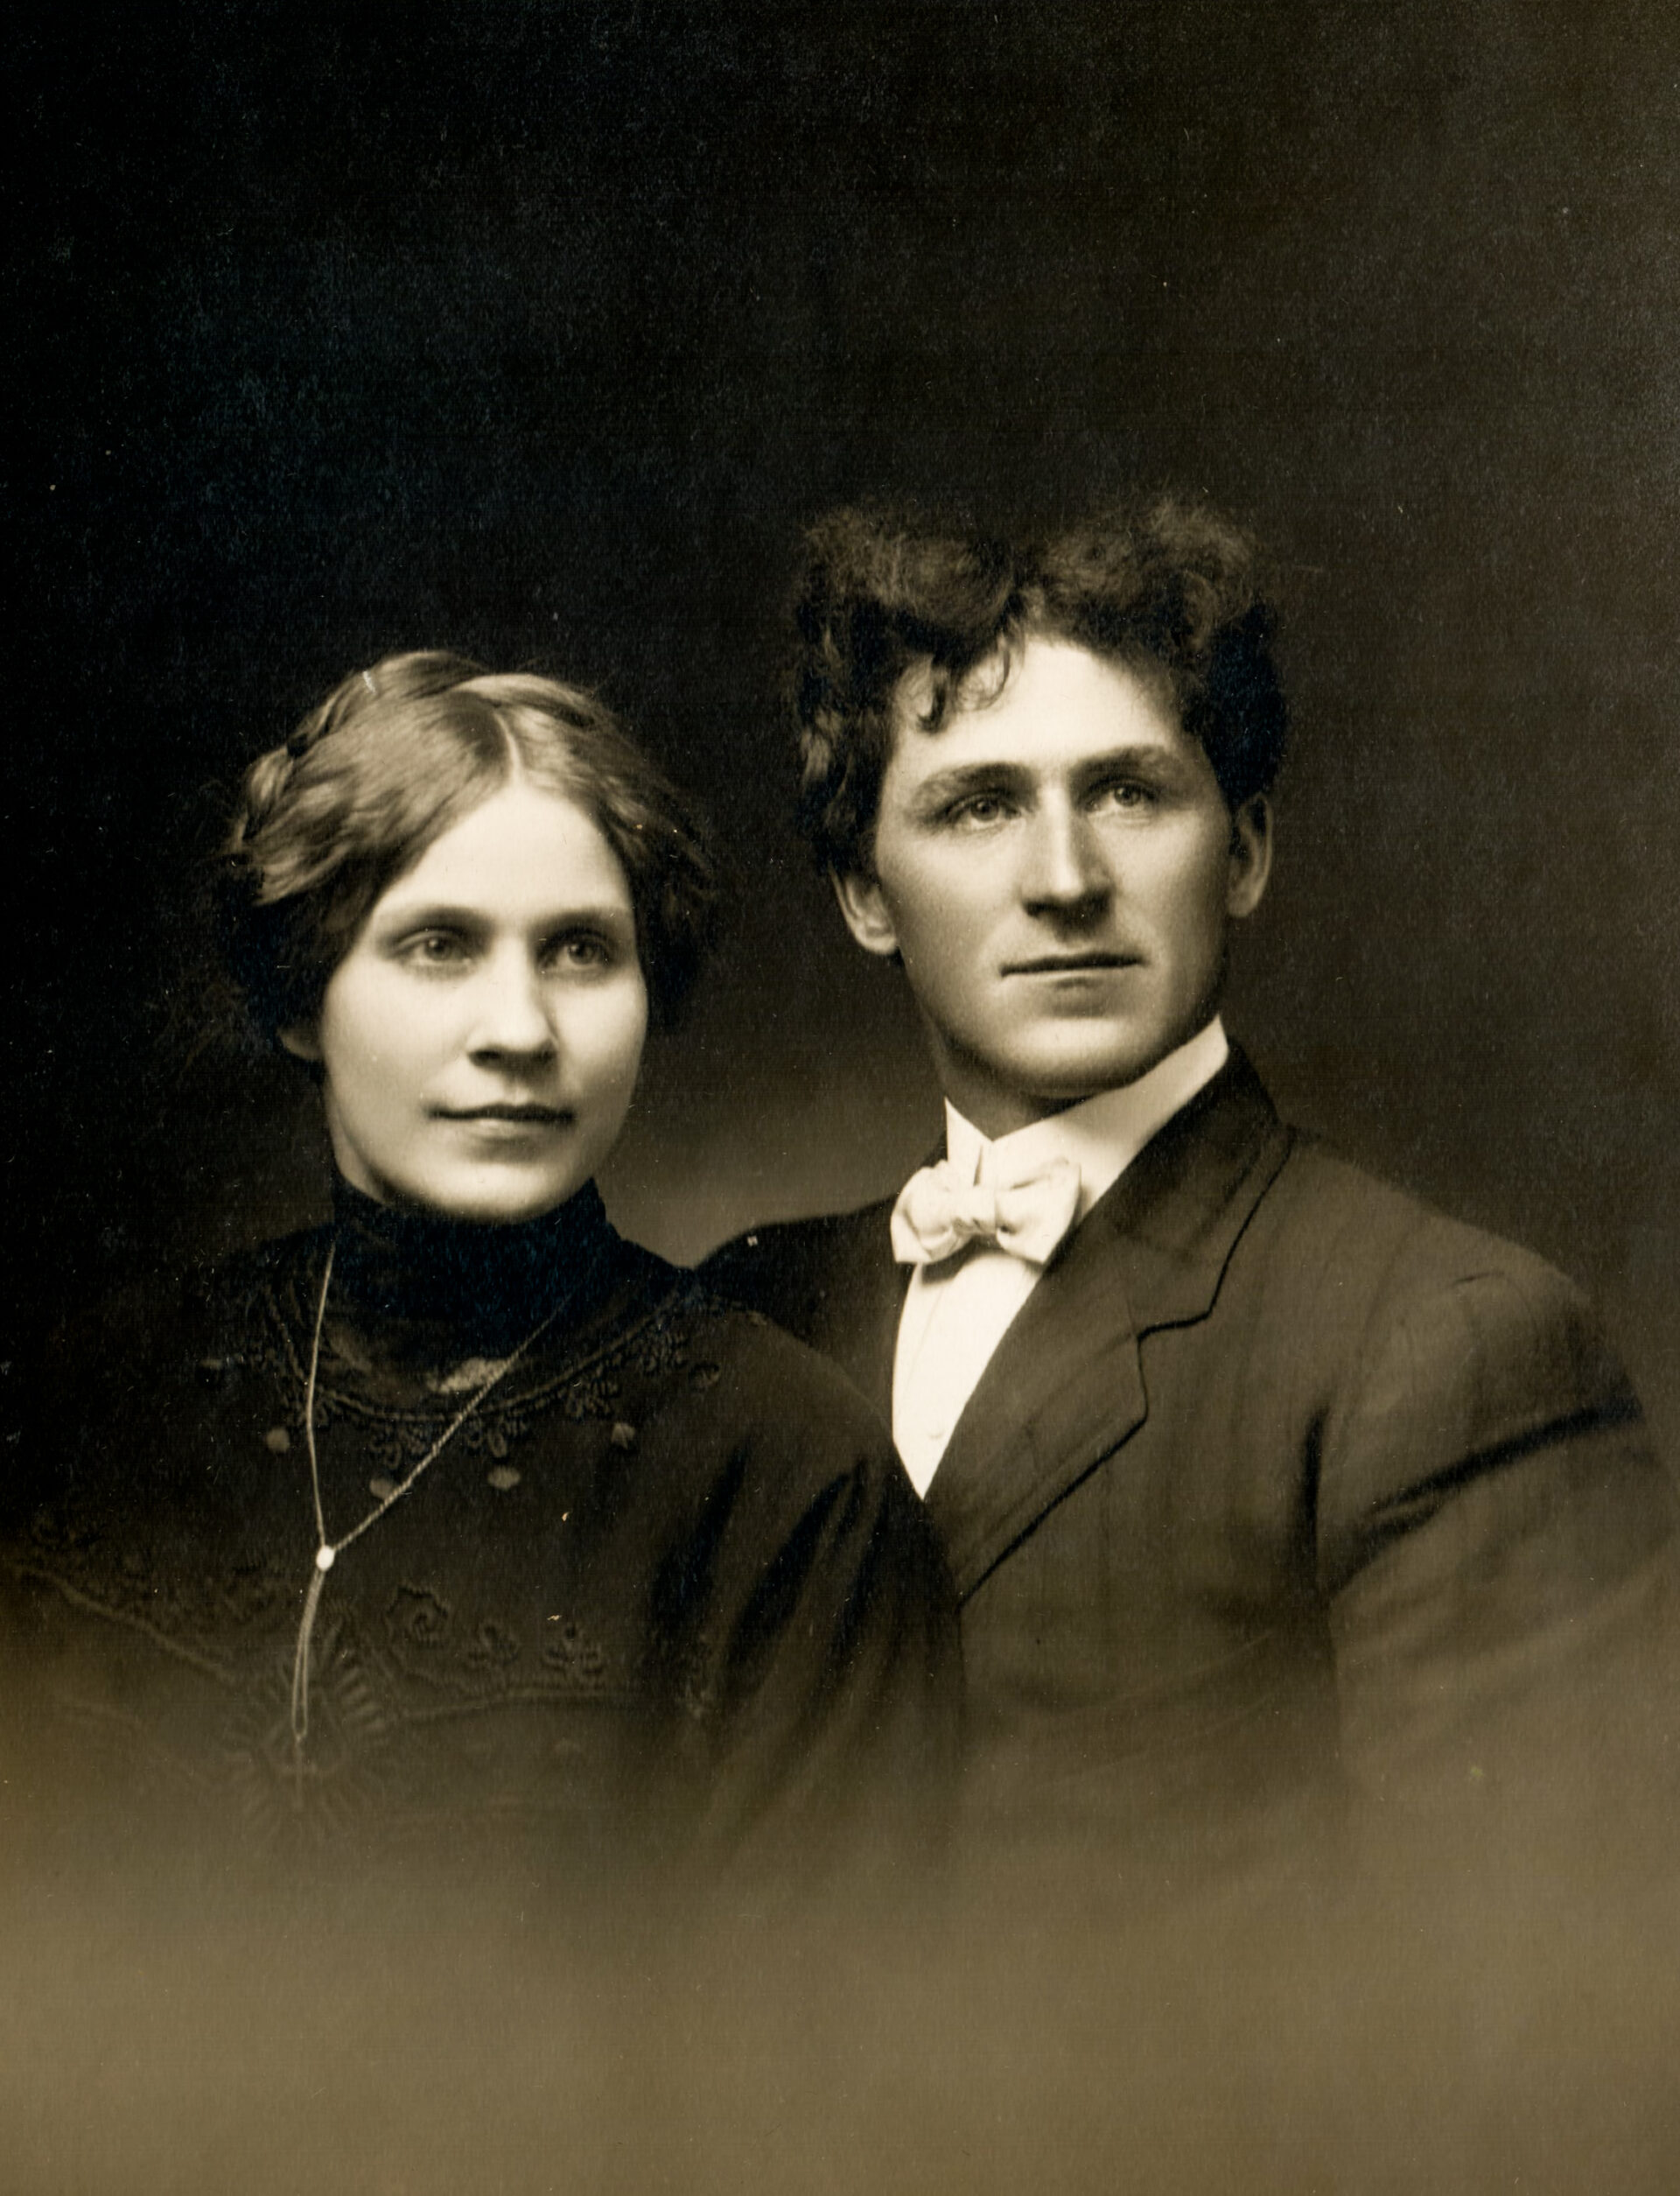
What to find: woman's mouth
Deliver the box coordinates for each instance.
[435,1103,572,1126]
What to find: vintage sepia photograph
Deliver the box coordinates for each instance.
[7,3,1678,2189]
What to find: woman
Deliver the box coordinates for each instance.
[4,652,957,1875]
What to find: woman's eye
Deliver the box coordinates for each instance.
[945,794,1012,829]
[545,934,614,972]
[402,931,469,967]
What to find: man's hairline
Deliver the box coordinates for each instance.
[831,633,1250,885]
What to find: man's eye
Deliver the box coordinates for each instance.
[1093,781,1156,813]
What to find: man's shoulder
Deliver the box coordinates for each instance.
[1113,1063,1632,1418]
[1242,1133,1649,1463]
[700,1198,898,1290]
[1261,1133,1591,1313]
[1178,1049,1577,1293]
[697,1198,900,1336]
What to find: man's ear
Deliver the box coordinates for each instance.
[1226,796,1273,920]
[277,1021,323,1063]
[830,869,902,960]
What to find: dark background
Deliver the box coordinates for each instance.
[9,0,1677,1461]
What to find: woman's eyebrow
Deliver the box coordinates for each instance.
[374,898,636,934]
[369,901,488,931]
[536,904,638,932]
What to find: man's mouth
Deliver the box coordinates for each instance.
[1004,951,1138,974]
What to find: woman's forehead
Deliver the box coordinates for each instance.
[373,780,633,922]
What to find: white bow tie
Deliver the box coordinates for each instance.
[890,1156,1082,1268]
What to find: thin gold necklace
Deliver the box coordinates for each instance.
[288,1238,572,1794]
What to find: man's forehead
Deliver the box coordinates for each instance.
[888,636,1184,773]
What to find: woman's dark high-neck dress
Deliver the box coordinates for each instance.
[3,1183,959,1875]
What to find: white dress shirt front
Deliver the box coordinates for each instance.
[891,1020,1230,1496]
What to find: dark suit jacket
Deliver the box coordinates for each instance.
[703,1052,1677,1865]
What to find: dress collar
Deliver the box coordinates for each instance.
[328,1177,617,1352]
[943,1019,1230,1221]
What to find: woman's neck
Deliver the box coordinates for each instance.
[328,1177,614,1357]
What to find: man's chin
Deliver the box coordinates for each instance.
[1013,1042,1172,1105]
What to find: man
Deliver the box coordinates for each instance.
[704,499,1676,1868]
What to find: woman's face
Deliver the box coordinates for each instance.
[284,778,649,1223]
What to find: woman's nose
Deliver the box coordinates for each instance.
[469,951,556,1056]
[1021,802,1112,912]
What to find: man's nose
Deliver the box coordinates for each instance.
[469,949,556,1056]
[1020,801,1112,913]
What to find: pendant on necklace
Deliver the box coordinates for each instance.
[291,1243,571,1792]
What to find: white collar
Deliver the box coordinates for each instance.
[942,1019,1230,1222]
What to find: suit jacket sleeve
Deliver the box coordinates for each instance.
[1312,1234,1677,1829]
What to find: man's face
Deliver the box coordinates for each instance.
[834,637,1271,1137]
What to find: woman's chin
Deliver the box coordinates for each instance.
[376,1162,592,1226]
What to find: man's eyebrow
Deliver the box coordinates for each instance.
[1071,740,1190,783]
[905,761,1034,806]
[906,742,1189,806]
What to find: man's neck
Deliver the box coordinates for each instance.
[942,1020,1230,1220]
[930,1021,1231,1142]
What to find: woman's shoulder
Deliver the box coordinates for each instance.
[690,1284,890,1435]
[612,1244,870,1392]
[188,1220,332,1311]
[111,1226,332,1397]
[588,1245,953,1631]
[37,1227,328,1425]
[618,1250,906,1488]
[6,1226,323,1531]
[554,1233,886,1451]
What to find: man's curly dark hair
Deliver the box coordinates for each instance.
[791,497,1288,875]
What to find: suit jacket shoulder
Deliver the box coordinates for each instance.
[1208,1133,1652,1572]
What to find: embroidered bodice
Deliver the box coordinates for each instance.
[4,1182,958,1872]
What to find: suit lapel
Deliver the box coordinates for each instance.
[922,1052,1293,1601]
